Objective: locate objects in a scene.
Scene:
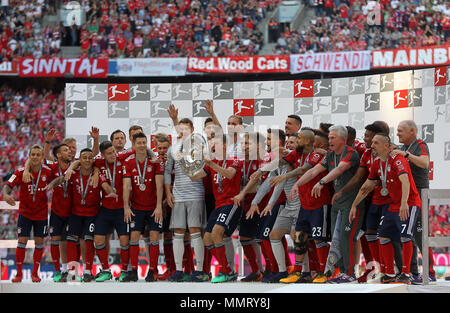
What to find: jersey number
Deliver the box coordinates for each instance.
[312,227,322,237]
[217,213,227,223]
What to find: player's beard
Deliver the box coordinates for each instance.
[295,144,304,153]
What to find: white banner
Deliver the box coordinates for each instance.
[290,51,371,73]
[116,58,187,77]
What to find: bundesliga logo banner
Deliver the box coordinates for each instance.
[290,51,372,74]
[187,55,290,73]
[65,66,450,188]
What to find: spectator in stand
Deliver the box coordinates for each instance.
[273,0,449,55]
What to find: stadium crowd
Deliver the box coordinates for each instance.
[0,85,65,205]
[1,0,449,60]
[273,0,450,54]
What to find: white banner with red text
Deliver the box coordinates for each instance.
[187,55,290,73]
[114,58,187,77]
[372,45,450,69]
[290,51,372,74]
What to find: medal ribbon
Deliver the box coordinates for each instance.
[80,170,93,206]
[106,159,117,191]
[58,164,68,198]
[136,157,148,186]
[379,155,389,191]
[30,166,42,202]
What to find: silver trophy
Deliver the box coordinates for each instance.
[177,133,209,177]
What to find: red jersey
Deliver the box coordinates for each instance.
[299,152,331,210]
[204,158,243,209]
[354,140,366,157]
[123,154,165,211]
[360,148,390,205]
[7,165,54,221]
[69,169,104,217]
[47,162,73,218]
[283,149,310,169]
[94,157,126,210]
[242,159,261,212]
[368,154,421,213]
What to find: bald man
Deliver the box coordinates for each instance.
[391,120,435,284]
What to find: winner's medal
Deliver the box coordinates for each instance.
[217,159,227,193]
[80,170,92,206]
[379,156,389,197]
[106,159,117,193]
[136,157,148,192]
[30,166,43,202]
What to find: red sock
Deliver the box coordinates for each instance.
[50,243,61,272]
[308,241,320,272]
[214,244,231,274]
[32,247,43,275]
[367,240,382,270]
[15,247,26,276]
[76,243,81,263]
[120,247,129,271]
[203,247,212,274]
[428,247,436,276]
[260,242,272,272]
[360,235,373,263]
[84,241,95,271]
[188,246,195,272]
[163,243,176,272]
[130,243,140,270]
[96,245,109,271]
[242,242,259,273]
[293,262,303,272]
[380,241,395,276]
[149,243,159,272]
[315,243,329,273]
[401,240,413,275]
[261,239,278,273]
[182,244,193,274]
[66,240,78,269]
[282,237,292,267]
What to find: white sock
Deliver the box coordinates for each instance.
[173,233,185,272]
[191,232,204,272]
[270,239,286,272]
[61,263,68,273]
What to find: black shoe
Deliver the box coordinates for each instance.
[59,272,68,282]
[296,272,313,283]
[262,270,273,278]
[82,273,95,282]
[121,269,138,282]
[381,274,397,284]
[145,269,156,282]
[395,273,411,285]
[240,272,263,282]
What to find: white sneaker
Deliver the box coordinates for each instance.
[367,272,384,284]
